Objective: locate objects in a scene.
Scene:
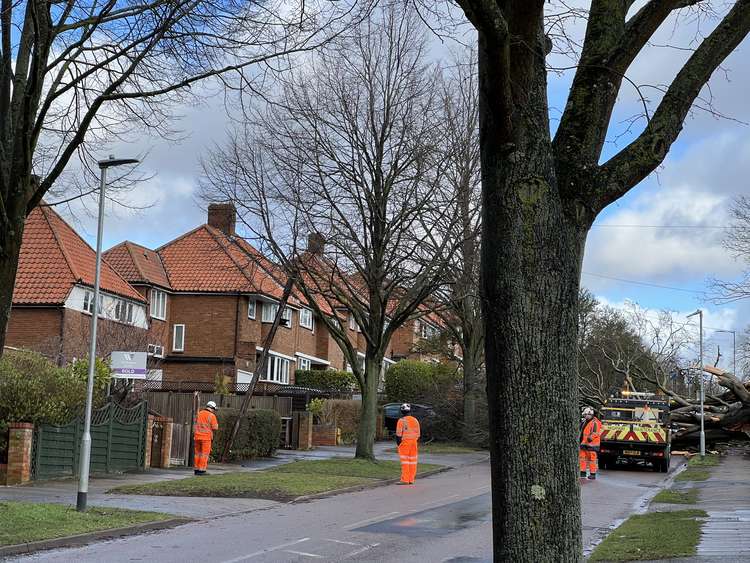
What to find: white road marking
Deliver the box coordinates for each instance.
[343,543,381,559]
[344,512,400,529]
[220,538,310,562]
[282,550,323,558]
[322,538,361,546]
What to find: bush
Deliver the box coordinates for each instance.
[0,351,111,458]
[295,370,357,393]
[307,398,326,423]
[211,408,282,461]
[385,360,458,404]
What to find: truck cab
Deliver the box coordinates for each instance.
[599,393,671,472]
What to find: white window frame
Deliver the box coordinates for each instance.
[262,303,278,323]
[299,308,313,330]
[150,289,167,320]
[115,299,134,324]
[349,314,358,332]
[172,324,185,352]
[281,307,292,326]
[298,357,311,371]
[147,344,165,358]
[83,291,94,314]
[260,355,290,384]
[247,299,256,320]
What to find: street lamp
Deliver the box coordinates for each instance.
[687,309,705,458]
[77,155,139,512]
[714,329,737,376]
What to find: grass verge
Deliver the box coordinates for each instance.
[272,458,443,479]
[385,443,486,455]
[652,488,698,504]
[675,468,711,482]
[111,458,445,501]
[688,454,720,467]
[589,509,707,561]
[0,501,170,547]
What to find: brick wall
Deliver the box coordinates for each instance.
[162,361,235,384]
[390,320,418,359]
[312,424,339,447]
[6,423,34,485]
[169,294,238,357]
[60,309,149,364]
[6,307,63,359]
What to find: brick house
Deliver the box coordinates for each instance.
[6,206,149,364]
[104,204,345,388]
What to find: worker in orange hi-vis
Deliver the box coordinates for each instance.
[580,406,602,480]
[396,403,421,485]
[194,401,219,476]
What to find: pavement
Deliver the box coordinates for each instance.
[2,444,681,562]
[644,448,750,563]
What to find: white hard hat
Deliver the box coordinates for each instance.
[582,406,594,416]
[400,403,411,414]
[206,401,217,410]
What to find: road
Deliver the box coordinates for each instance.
[10,457,681,563]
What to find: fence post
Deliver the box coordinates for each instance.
[106,405,114,473]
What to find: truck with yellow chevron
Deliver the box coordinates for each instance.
[598,392,671,472]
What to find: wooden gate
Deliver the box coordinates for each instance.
[31,402,148,480]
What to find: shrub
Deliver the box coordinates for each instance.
[385,360,458,404]
[295,370,357,393]
[0,351,111,458]
[307,398,326,423]
[211,408,282,461]
[324,400,361,445]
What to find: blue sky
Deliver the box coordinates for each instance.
[58,2,750,353]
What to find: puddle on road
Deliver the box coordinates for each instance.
[356,494,491,537]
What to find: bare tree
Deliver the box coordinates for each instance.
[450,1,750,559]
[0,0,363,354]
[202,4,457,460]
[713,195,750,302]
[428,49,484,444]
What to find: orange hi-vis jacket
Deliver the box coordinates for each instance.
[194,409,219,440]
[396,415,421,441]
[580,417,602,449]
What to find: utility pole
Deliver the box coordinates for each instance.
[688,310,705,458]
[77,155,139,512]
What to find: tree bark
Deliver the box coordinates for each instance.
[0,197,29,353]
[355,354,383,460]
[478,24,589,561]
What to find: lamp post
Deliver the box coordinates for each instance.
[715,329,737,376]
[77,155,139,512]
[687,309,705,458]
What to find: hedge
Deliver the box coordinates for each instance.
[295,369,357,393]
[211,408,282,461]
[0,350,110,459]
[384,360,458,404]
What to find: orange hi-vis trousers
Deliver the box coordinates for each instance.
[579,448,598,475]
[398,439,418,483]
[194,439,212,471]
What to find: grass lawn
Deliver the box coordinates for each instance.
[385,443,486,455]
[652,488,699,504]
[589,509,707,561]
[688,454,720,467]
[0,501,170,547]
[111,458,446,501]
[272,458,443,479]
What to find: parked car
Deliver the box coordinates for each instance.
[382,402,435,434]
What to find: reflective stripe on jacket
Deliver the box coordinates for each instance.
[396,415,420,441]
[194,409,219,440]
[580,417,602,448]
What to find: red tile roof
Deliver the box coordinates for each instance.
[104,241,171,289]
[13,206,146,305]
[156,225,297,303]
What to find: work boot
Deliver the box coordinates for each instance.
[580,471,587,478]
[588,473,597,480]
[194,470,201,476]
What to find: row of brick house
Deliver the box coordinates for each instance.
[5,203,450,390]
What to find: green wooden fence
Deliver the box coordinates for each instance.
[31,402,148,480]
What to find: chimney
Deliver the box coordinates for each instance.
[208,203,236,236]
[308,232,326,255]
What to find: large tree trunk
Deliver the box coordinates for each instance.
[355,355,382,460]
[0,207,28,354]
[478,28,589,561]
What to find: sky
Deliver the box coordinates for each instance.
[56,2,750,366]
